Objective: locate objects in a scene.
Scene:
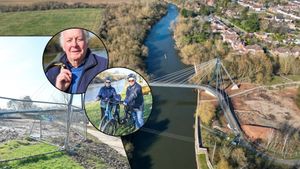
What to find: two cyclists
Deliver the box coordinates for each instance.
[96,74,145,135]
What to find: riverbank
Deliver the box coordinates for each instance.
[98,1,168,78]
[194,96,213,169]
[171,2,276,84]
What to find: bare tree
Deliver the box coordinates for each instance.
[7,96,33,110]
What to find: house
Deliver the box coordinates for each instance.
[237,0,264,12]
[291,46,300,57]
[206,0,215,6]
[251,3,264,12]
[264,14,273,21]
[221,30,246,52]
[211,21,226,31]
[245,44,264,53]
[288,23,296,30]
[275,14,285,22]
[272,47,290,57]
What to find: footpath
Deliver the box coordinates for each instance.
[87,125,127,157]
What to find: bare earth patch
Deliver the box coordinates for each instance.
[231,84,300,129]
[241,124,275,142]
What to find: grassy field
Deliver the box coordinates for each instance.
[0,8,102,35]
[266,75,300,85]
[197,154,209,169]
[85,94,153,136]
[0,0,129,5]
[0,139,83,169]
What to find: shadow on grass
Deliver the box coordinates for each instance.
[0,151,64,168]
[20,152,64,164]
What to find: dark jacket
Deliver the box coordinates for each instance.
[124,82,144,109]
[97,85,118,105]
[46,48,107,93]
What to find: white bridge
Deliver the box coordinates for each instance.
[149,58,242,136]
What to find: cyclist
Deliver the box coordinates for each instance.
[123,73,144,129]
[96,77,117,119]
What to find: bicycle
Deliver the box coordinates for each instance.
[99,98,121,135]
[97,97,139,135]
[119,105,137,132]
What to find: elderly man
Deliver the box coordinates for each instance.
[123,73,144,129]
[45,28,107,93]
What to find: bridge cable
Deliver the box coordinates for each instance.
[151,59,216,83]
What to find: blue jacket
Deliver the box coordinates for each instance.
[46,48,108,93]
[124,82,144,109]
[97,85,118,105]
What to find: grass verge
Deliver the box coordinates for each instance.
[266,75,300,85]
[198,154,209,169]
[0,8,102,35]
[0,139,83,169]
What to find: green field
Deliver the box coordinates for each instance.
[0,139,83,169]
[198,154,209,169]
[85,94,153,136]
[266,75,300,85]
[0,8,102,35]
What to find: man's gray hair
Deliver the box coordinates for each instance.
[59,29,90,48]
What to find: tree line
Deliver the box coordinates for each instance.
[0,1,105,12]
[173,14,273,84]
[98,1,167,78]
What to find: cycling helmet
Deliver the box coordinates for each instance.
[127,73,136,80]
[105,76,112,82]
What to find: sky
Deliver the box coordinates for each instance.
[0,37,81,108]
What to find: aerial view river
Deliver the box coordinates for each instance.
[123,4,197,169]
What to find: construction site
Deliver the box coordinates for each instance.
[230,83,300,159]
[197,82,300,168]
[0,95,130,169]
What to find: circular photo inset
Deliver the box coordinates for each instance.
[84,68,153,136]
[42,27,108,94]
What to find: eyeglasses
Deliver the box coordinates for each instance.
[128,80,135,82]
[105,81,111,84]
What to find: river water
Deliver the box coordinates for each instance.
[85,79,125,102]
[123,4,197,169]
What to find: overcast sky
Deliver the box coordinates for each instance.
[0,37,81,108]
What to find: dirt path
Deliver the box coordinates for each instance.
[87,125,127,157]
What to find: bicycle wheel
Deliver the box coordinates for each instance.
[114,104,121,124]
[103,119,117,135]
[129,115,136,131]
[99,116,109,131]
[124,114,136,130]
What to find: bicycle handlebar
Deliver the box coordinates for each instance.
[95,98,124,105]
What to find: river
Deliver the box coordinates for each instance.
[123,4,197,169]
[85,79,125,102]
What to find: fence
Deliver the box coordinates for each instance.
[0,95,87,162]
